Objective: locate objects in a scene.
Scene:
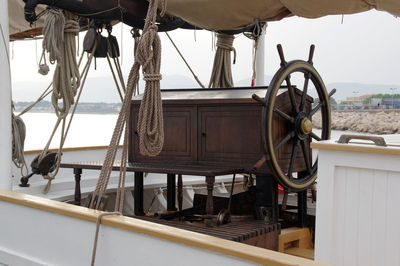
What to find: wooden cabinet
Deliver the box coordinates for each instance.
[129,87,310,174]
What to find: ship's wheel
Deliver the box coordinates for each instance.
[263,44,332,191]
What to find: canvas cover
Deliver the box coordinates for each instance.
[164,0,400,30]
[9,0,46,37]
[8,0,400,37]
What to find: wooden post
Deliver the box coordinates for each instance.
[205,176,215,227]
[178,174,183,211]
[167,174,176,211]
[73,168,82,205]
[134,172,144,215]
[297,171,308,227]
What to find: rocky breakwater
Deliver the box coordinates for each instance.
[313,110,400,134]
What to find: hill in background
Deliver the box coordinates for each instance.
[12,74,400,104]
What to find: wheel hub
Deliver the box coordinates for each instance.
[295,112,312,140]
[301,117,312,134]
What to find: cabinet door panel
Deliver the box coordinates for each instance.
[199,105,263,164]
[130,104,197,162]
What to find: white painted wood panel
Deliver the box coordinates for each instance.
[0,200,257,266]
[315,143,400,266]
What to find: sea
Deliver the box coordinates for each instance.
[20,113,377,151]
[21,113,120,150]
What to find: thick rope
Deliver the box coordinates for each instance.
[208,33,236,88]
[12,111,28,176]
[90,0,166,210]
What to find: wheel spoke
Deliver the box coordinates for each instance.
[274,107,295,123]
[286,76,299,114]
[309,101,323,117]
[310,131,321,141]
[274,131,295,152]
[300,74,310,112]
[288,139,299,179]
[300,140,312,174]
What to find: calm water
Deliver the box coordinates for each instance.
[20,113,375,151]
[21,113,119,150]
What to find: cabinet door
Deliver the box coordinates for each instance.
[199,104,263,165]
[129,104,197,163]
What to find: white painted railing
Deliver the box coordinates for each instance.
[0,190,322,266]
[313,139,400,266]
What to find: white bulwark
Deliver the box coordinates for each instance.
[0,0,12,190]
[313,138,400,266]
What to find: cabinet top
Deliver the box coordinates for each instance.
[132,86,284,101]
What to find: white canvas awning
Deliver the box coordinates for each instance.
[9,0,46,38]
[165,0,400,30]
[8,0,400,39]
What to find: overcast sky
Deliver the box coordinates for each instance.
[9,9,400,95]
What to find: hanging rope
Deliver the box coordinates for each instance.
[136,3,165,156]
[208,33,236,88]
[39,10,81,193]
[91,212,121,266]
[90,0,166,210]
[51,14,80,119]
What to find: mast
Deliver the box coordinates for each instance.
[254,24,266,86]
[0,0,12,190]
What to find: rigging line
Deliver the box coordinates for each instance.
[164,32,205,88]
[106,55,124,102]
[113,57,126,92]
[62,41,98,141]
[17,85,53,116]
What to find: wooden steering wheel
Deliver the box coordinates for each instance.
[263,44,332,191]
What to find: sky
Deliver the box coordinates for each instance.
[9,9,400,102]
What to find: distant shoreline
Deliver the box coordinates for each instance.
[13,101,121,114]
[314,110,400,134]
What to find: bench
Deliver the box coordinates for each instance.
[60,161,243,226]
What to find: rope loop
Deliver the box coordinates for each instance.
[216,33,236,64]
[208,33,236,88]
[143,73,162,82]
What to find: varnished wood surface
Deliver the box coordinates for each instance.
[129,87,311,175]
[60,160,243,176]
[311,140,400,156]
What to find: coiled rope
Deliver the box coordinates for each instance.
[12,111,28,176]
[39,9,81,193]
[208,33,236,88]
[90,0,166,210]
[42,8,65,63]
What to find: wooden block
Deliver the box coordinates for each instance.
[279,227,313,252]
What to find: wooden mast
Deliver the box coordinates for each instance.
[0,0,12,190]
